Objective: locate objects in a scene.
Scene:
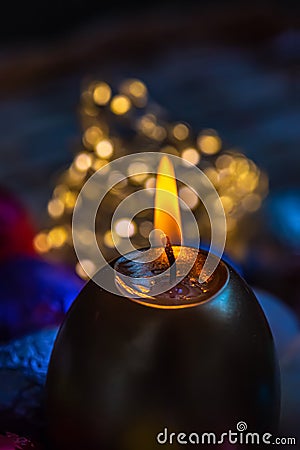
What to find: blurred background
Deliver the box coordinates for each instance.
[0,0,299,448]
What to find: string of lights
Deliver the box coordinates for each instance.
[34,78,269,278]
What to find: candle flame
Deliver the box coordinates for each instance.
[154,156,182,245]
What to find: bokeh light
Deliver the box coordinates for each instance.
[76,259,96,279]
[173,123,189,141]
[67,165,87,185]
[48,198,64,218]
[219,195,234,213]
[204,167,220,186]
[95,139,114,158]
[33,232,50,253]
[114,218,136,238]
[92,158,109,171]
[128,80,147,98]
[121,79,148,107]
[61,191,77,209]
[93,82,112,106]
[145,176,156,194]
[47,226,68,248]
[216,154,234,170]
[179,186,199,210]
[151,126,167,141]
[127,162,149,183]
[138,114,156,134]
[110,95,131,115]
[38,77,268,271]
[181,148,200,165]
[74,153,93,172]
[83,126,103,148]
[197,130,222,155]
[104,230,121,248]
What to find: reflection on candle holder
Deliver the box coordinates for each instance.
[115,246,229,308]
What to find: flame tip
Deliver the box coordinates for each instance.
[154,156,182,245]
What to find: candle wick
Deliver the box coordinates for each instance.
[162,235,177,284]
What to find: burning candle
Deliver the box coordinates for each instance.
[115,157,228,308]
[46,156,280,450]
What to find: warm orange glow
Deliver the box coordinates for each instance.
[154,156,182,245]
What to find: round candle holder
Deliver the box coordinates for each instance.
[46,248,280,450]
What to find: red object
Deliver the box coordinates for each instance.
[0,433,38,449]
[0,188,36,260]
